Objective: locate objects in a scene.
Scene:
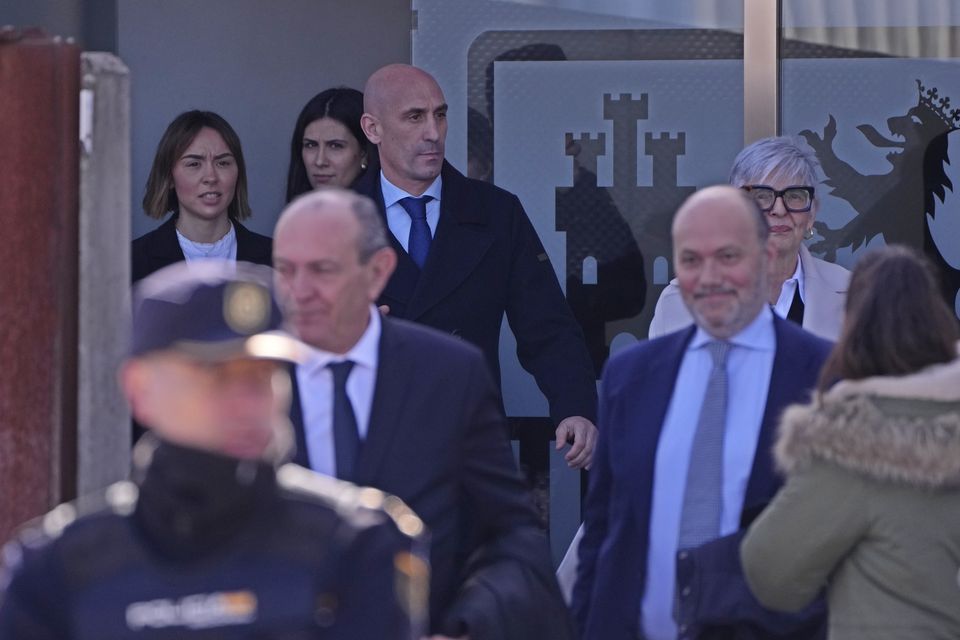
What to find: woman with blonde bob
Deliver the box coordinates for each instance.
[741,245,960,640]
[132,110,272,283]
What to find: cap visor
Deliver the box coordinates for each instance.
[171,331,310,364]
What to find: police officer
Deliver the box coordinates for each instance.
[0,260,428,639]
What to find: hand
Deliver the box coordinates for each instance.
[378,304,391,315]
[555,416,597,470]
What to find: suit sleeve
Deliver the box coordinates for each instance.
[676,462,864,637]
[335,520,428,640]
[570,361,616,634]
[438,354,576,640]
[502,193,598,424]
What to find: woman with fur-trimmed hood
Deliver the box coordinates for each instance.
[741,245,960,640]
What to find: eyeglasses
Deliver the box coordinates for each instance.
[741,185,815,213]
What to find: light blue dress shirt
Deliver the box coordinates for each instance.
[380,173,442,253]
[641,307,775,640]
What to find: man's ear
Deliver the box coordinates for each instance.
[361,113,381,145]
[367,246,397,300]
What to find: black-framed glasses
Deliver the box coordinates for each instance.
[741,185,815,213]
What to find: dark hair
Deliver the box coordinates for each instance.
[817,245,959,391]
[142,110,252,220]
[285,87,369,203]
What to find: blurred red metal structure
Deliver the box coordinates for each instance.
[0,26,79,541]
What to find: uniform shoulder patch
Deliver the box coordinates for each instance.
[276,464,425,540]
[11,480,138,547]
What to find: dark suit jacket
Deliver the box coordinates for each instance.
[352,162,596,424]
[573,316,831,640]
[289,317,575,640]
[131,215,273,283]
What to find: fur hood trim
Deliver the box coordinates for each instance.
[775,357,960,489]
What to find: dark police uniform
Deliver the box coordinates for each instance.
[0,441,428,638]
[0,261,429,639]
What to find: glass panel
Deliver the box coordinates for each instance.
[415,0,746,405]
[415,0,747,563]
[782,0,960,316]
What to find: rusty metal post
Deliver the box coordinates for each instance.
[0,27,80,540]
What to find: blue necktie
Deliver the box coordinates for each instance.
[673,341,730,628]
[399,196,433,269]
[678,341,731,549]
[328,360,360,481]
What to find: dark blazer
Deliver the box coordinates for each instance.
[131,215,273,283]
[289,317,575,640]
[573,316,831,640]
[352,162,596,424]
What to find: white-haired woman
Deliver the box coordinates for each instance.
[649,136,850,340]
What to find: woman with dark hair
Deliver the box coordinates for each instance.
[285,87,369,201]
[741,245,960,639]
[132,110,272,283]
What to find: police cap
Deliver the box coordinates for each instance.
[131,259,306,363]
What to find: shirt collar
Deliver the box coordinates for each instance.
[302,305,381,375]
[792,251,806,303]
[690,305,775,352]
[380,171,442,210]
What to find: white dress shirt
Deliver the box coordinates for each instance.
[295,306,381,477]
[642,307,775,640]
[381,172,443,252]
[772,253,805,319]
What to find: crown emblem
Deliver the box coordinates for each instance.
[916,79,960,130]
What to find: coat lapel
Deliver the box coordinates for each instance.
[626,327,694,528]
[744,316,793,511]
[361,163,495,321]
[148,216,186,271]
[405,168,494,319]
[356,171,420,313]
[353,318,411,485]
[799,244,846,341]
[287,364,310,468]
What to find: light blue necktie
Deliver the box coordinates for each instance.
[398,196,434,269]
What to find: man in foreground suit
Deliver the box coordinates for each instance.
[273,188,574,640]
[354,63,597,468]
[573,186,830,640]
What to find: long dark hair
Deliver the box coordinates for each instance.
[285,87,369,202]
[142,110,252,220]
[817,245,959,391]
